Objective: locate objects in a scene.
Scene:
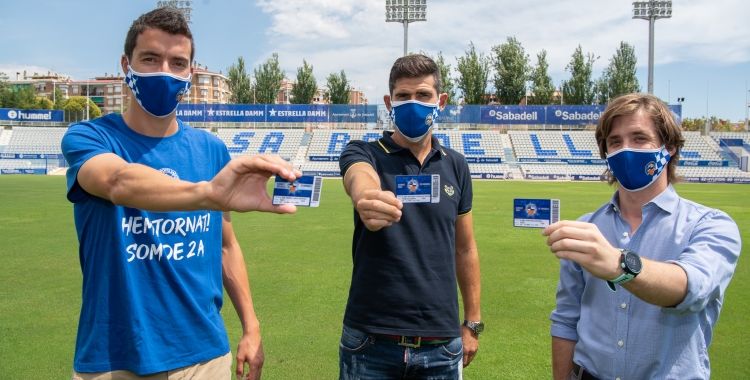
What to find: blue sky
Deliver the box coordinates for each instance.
[1,0,748,121]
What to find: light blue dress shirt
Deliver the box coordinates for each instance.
[550,184,741,380]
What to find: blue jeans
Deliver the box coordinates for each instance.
[338,325,463,380]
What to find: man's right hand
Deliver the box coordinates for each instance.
[353,189,403,232]
[205,154,302,214]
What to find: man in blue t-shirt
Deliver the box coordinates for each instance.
[337,55,482,379]
[62,8,301,380]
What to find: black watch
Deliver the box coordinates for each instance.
[606,249,642,292]
[462,320,484,335]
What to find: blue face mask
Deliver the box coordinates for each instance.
[606,146,671,192]
[389,99,440,142]
[125,63,191,118]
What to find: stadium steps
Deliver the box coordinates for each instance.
[301,132,311,146]
[717,150,740,167]
[508,168,524,180]
[503,148,519,168]
[702,135,721,151]
[292,146,308,167]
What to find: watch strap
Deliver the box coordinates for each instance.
[607,272,636,292]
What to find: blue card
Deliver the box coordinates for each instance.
[513,198,560,228]
[395,175,440,203]
[272,175,323,207]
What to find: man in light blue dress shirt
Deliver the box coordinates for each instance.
[543,93,741,380]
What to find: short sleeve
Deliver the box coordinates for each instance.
[339,141,374,179]
[457,157,472,215]
[61,123,113,203]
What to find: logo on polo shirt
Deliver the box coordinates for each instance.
[444,184,454,196]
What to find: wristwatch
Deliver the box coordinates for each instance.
[462,320,484,335]
[607,249,642,292]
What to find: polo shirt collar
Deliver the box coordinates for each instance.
[377,131,446,156]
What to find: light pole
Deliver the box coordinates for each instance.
[745,80,748,131]
[632,1,672,94]
[157,1,193,24]
[385,0,427,57]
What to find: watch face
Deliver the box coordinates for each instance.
[625,251,642,273]
[474,322,485,334]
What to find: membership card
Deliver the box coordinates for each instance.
[513,198,560,228]
[395,174,440,204]
[272,175,323,207]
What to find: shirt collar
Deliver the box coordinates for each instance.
[377,131,446,156]
[609,183,678,214]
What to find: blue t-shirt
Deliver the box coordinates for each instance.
[62,114,232,375]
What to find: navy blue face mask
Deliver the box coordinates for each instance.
[125,62,191,118]
[388,99,440,142]
[605,146,671,192]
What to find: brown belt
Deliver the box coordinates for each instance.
[573,364,599,380]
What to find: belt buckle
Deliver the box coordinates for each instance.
[398,336,421,348]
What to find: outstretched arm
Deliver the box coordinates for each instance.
[222,213,264,380]
[76,153,301,213]
[343,163,402,231]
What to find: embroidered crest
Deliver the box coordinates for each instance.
[444,184,455,196]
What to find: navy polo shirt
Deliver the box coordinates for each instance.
[339,131,473,337]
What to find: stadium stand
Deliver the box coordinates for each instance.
[677,166,750,179]
[711,132,750,144]
[680,131,723,161]
[3,124,749,183]
[509,131,598,159]
[4,127,67,154]
[306,130,383,159]
[299,161,341,176]
[216,129,304,160]
[431,130,505,160]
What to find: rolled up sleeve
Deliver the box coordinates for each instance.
[662,210,741,316]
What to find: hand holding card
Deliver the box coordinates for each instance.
[272,175,323,207]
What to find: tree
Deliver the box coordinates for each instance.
[53,88,65,109]
[325,70,352,105]
[420,51,457,105]
[491,36,530,105]
[63,96,102,119]
[595,42,641,105]
[37,97,53,110]
[290,59,317,104]
[227,57,254,104]
[253,53,286,104]
[563,45,598,105]
[528,50,556,105]
[455,41,491,105]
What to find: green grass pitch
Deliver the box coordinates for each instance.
[0,176,748,379]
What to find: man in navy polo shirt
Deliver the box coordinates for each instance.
[338,54,482,379]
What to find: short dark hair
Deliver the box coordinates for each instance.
[595,93,685,185]
[124,7,195,62]
[388,55,442,96]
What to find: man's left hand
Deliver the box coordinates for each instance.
[461,326,479,367]
[542,220,623,281]
[235,331,264,380]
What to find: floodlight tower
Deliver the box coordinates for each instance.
[157,1,193,24]
[385,0,427,57]
[632,1,672,94]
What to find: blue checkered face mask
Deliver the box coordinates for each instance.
[389,100,440,142]
[125,61,191,118]
[606,146,671,192]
